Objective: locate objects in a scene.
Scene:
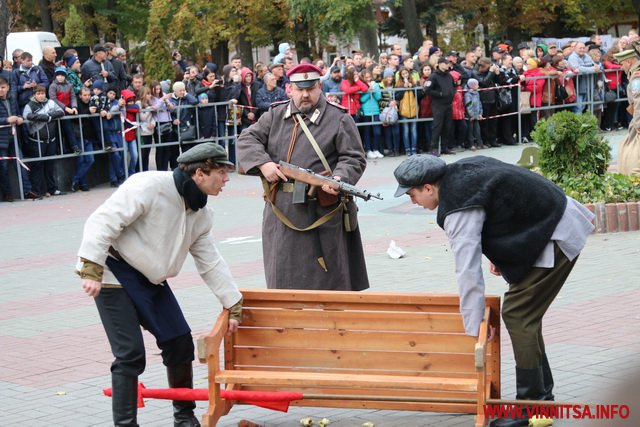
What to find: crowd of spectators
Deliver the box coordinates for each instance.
[1,29,637,201]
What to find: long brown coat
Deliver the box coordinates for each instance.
[236,96,370,290]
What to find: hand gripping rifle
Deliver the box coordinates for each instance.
[278,161,383,201]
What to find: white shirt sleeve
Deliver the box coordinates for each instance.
[444,208,487,337]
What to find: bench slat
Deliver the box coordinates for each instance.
[242,308,465,333]
[242,290,463,306]
[216,370,478,392]
[234,328,476,353]
[240,384,478,400]
[243,300,463,313]
[233,347,476,373]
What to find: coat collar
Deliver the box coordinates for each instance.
[284,95,326,125]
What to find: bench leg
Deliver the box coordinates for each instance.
[202,401,226,427]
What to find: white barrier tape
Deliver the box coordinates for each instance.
[0,156,31,171]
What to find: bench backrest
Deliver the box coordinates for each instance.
[226,290,500,389]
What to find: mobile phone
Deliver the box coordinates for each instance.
[340,56,345,60]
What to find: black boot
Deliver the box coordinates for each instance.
[490,366,546,427]
[112,374,139,427]
[167,363,201,427]
[541,353,554,401]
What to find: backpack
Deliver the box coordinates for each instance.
[380,106,398,125]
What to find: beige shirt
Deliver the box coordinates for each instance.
[77,171,241,308]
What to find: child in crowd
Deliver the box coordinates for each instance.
[464,78,483,151]
[102,87,125,186]
[22,85,65,196]
[71,86,97,191]
[359,69,384,159]
[395,66,419,156]
[121,89,139,176]
[137,86,156,171]
[48,67,80,154]
[378,68,400,156]
[326,92,340,104]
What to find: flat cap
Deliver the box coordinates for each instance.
[177,142,234,166]
[614,49,637,62]
[393,154,447,197]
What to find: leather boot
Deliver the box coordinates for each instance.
[541,353,554,401]
[112,374,139,427]
[167,363,201,427]
[490,366,546,427]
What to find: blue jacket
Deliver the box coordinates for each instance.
[256,86,287,115]
[13,65,49,108]
[0,92,20,150]
[322,78,342,102]
[359,82,382,116]
[169,93,198,125]
[464,88,483,119]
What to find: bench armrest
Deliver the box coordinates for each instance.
[474,307,491,370]
[197,309,229,364]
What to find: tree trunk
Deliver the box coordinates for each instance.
[39,0,54,32]
[358,6,378,57]
[238,33,254,69]
[105,0,117,42]
[212,41,229,67]
[293,20,311,60]
[82,4,100,44]
[0,0,8,60]
[400,0,422,55]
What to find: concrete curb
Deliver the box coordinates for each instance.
[584,202,640,233]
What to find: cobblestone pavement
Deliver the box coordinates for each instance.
[1,131,638,426]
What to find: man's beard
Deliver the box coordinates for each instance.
[298,103,314,114]
[332,76,341,82]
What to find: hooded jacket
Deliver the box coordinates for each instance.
[22,96,64,141]
[237,67,260,126]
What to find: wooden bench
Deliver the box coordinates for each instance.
[197,289,501,426]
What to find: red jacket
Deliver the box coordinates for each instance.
[340,79,369,115]
[603,61,623,91]
[523,68,545,107]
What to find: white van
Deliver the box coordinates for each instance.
[5,32,61,65]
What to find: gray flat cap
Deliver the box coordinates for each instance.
[393,154,447,197]
[177,142,234,166]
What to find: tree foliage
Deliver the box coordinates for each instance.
[61,5,86,45]
[143,0,174,82]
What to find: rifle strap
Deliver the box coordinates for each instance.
[295,114,332,175]
[261,177,344,232]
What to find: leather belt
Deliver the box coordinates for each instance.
[108,246,123,261]
[277,182,295,193]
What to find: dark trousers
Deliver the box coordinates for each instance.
[72,139,95,186]
[155,129,179,171]
[502,244,578,369]
[23,138,58,194]
[497,114,515,145]
[431,104,453,152]
[140,134,153,171]
[95,259,194,377]
[480,103,497,146]
[361,115,383,152]
[452,119,467,148]
[467,119,482,147]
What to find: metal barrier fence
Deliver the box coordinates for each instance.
[2,69,629,200]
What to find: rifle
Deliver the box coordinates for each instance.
[278,161,383,201]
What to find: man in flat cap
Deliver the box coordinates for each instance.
[614,46,640,174]
[77,142,243,427]
[81,44,117,93]
[237,63,369,291]
[394,155,594,427]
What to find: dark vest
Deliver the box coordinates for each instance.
[436,156,567,284]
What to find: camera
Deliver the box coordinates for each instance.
[172,50,180,59]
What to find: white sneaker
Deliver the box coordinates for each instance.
[366,151,377,159]
[373,150,384,158]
